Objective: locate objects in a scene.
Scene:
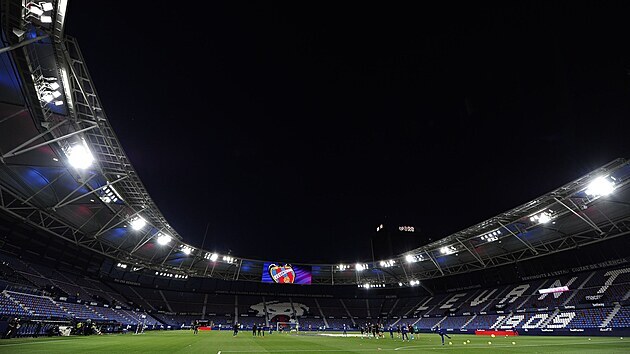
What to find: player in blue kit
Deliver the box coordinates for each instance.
[434,325,451,345]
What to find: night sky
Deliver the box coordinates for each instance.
[64,2,630,263]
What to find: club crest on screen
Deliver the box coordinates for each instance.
[268,264,296,284]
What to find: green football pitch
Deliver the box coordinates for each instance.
[0,330,628,353]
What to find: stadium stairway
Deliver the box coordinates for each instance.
[159,290,173,312]
[562,272,596,305]
[461,314,477,328]
[539,308,560,328]
[339,299,356,327]
[601,304,621,328]
[313,298,329,328]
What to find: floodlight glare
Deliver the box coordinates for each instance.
[156,233,172,245]
[130,217,146,231]
[41,2,54,11]
[67,144,94,169]
[209,253,218,262]
[181,246,192,255]
[355,263,366,271]
[538,212,551,224]
[585,177,614,197]
[405,254,415,263]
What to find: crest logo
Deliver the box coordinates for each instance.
[268,264,296,284]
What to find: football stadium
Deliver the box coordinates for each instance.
[0,1,630,353]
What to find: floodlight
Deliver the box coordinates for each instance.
[156,233,172,245]
[40,15,52,23]
[54,100,64,106]
[440,247,448,254]
[130,217,146,231]
[49,82,60,90]
[28,5,44,16]
[585,177,614,197]
[538,212,551,224]
[209,253,218,262]
[67,144,94,169]
[405,254,415,263]
[41,2,54,11]
[181,246,192,255]
[41,93,54,102]
[355,263,366,271]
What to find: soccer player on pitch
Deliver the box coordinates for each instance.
[434,325,451,345]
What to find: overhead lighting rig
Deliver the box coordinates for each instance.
[24,2,54,24]
[204,252,219,262]
[440,246,457,255]
[156,233,172,246]
[355,263,369,271]
[379,259,395,268]
[405,254,424,263]
[480,230,501,242]
[34,76,64,106]
[585,176,615,197]
[530,210,554,224]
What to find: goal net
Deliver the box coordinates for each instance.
[276,322,300,332]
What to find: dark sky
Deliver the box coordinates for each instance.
[64,2,630,263]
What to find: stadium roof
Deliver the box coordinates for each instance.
[1,1,630,287]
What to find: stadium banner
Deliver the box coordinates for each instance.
[261,262,312,284]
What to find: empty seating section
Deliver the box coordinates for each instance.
[394,297,424,317]
[412,316,443,329]
[108,284,158,310]
[568,284,630,305]
[1,256,630,332]
[86,280,129,305]
[414,293,450,316]
[153,314,200,327]
[205,294,234,315]
[466,314,502,329]
[292,297,319,317]
[569,308,609,328]
[299,316,326,329]
[368,298,384,317]
[238,296,263,318]
[318,298,347,318]
[8,292,67,318]
[162,290,204,313]
[609,307,630,328]
[91,306,131,323]
[440,315,473,329]
[60,302,104,320]
[0,292,30,316]
[326,318,352,330]
[342,299,367,318]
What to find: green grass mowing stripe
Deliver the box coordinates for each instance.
[0,331,627,353]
